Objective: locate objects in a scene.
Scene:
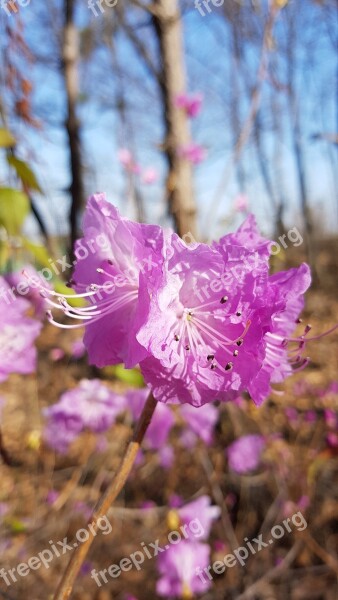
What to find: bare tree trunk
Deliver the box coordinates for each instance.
[62,0,84,254]
[152,0,197,238]
[287,20,312,238]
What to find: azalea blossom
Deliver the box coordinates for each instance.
[43,379,127,453]
[118,148,141,174]
[139,218,312,406]
[233,194,249,213]
[178,142,207,164]
[0,277,41,382]
[44,194,165,369]
[175,92,204,118]
[46,198,317,408]
[156,541,211,598]
[5,265,51,317]
[227,434,266,474]
[176,495,221,540]
[179,403,218,445]
[141,167,158,185]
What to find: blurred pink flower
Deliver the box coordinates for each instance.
[46,490,60,505]
[5,265,51,317]
[178,142,207,164]
[118,148,141,174]
[177,495,220,540]
[159,444,175,469]
[227,434,266,474]
[175,92,204,118]
[233,194,249,213]
[49,348,65,362]
[327,432,338,448]
[0,277,41,382]
[142,167,158,185]
[285,407,299,423]
[156,541,211,598]
[180,403,218,446]
[71,339,86,359]
[324,409,337,429]
[304,410,317,423]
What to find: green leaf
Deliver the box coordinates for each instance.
[7,156,42,193]
[0,188,30,235]
[22,238,51,268]
[5,518,27,534]
[0,128,16,148]
[105,365,145,388]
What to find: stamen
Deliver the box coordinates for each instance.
[220,296,228,304]
[207,354,215,361]
[236,339,243,347]
[174,335,180,341]
[233,350,239,357]
[225,362,233,371]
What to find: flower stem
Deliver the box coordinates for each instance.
[53,391,157,600]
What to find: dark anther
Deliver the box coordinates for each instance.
[236,339,243,347]
[296,318,303,324]
[174,335,180,341]
[211,363,216,370]
[233,350,239,357]
[207,354,215,361]
[220,296,228,304]
[225,362,233,371]
[185,345,190,351]
[236,311,242,317]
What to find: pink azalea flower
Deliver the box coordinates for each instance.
[5,265,51,317]
[178,142,207,164]
[159,444,175,469]
[49,348,65,362]
[43,379,127,453]
[47,202,317,408]
[46,490,60,505]
[156,541,211,598]
[327,432,338,448]
[139,216,311,406]
[324,409,337,429]
[0,277,41,382]
[45,194,165,369]
[227,434,265,474]
[175,92,204,118]
[177,496,221,540]
[142,167,158,185]
[179,403,218,445]
[233,194,249,213]
[71,339,86,359]
[118,148,141,174]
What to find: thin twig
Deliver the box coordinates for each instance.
[53,392,158,600]
[236,540,303,600]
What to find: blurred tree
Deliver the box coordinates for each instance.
[62,0,85,253]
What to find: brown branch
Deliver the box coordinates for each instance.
[236,540,303,600]
[53,392,157,600]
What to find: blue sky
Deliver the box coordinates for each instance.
[1,0,337,240]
